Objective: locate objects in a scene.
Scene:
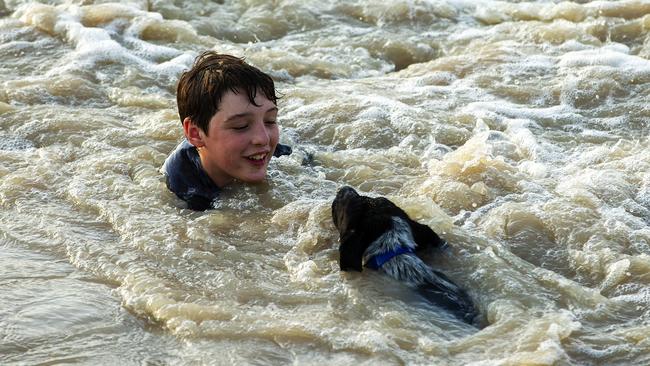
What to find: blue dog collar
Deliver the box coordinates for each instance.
[365,246,415,270]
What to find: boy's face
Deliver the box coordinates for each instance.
[185,89,279,187]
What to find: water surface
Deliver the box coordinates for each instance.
[1,0,650,364]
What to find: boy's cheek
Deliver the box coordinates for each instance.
[270,131,280,147]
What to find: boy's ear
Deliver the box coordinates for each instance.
[182,117,205,148]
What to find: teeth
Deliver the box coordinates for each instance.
[249,154,265,160]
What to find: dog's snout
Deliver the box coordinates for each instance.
[333,186,357,229]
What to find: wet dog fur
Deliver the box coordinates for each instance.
[331,186,478,325]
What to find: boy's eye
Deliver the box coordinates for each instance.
[265,120,277,125]
[232,124,248,130]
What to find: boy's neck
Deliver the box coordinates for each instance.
[196,147,233,188]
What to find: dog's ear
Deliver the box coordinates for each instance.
[338,231,365,272]
[409,219,445,250]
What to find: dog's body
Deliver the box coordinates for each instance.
[331,186,478,325]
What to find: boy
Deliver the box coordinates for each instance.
[162,52,292,210]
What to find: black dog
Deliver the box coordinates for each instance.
[331,186,478,325]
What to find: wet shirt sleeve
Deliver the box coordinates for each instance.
[162,140,220,211]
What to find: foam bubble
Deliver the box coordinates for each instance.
[601,258,631,293]
[0,134,34,150]
[559,43,650,70]
[557,169,635,205]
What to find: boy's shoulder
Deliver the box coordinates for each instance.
[162,140,220,211]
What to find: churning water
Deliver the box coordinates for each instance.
[1,0,650,364]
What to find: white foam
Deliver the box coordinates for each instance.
[16,3,193,81]
[601,258,631,293]
[0,135,34,150]
[558,43,650,70]
[557,169,635,204]
[460,102,577,164]
[463,101,581,126]
[505,119,544,160]
[519,161,549,178]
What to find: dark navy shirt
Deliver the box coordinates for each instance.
[162,140,292,210]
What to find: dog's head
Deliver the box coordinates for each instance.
[331,186,444,272]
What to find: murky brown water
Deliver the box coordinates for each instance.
[1,0,650,364]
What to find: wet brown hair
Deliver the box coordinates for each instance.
[176,51,278,134]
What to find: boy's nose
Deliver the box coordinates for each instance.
[251,120,270,145]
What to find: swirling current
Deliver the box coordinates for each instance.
[1,0,650,365]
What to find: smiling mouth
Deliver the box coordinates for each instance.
[246,153,267,161]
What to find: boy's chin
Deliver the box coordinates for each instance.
[237,172,268,184]
[241,178,267,184]
[229,163,271,184]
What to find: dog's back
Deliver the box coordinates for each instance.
[365,216,478,324]
[332,186,478,325]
